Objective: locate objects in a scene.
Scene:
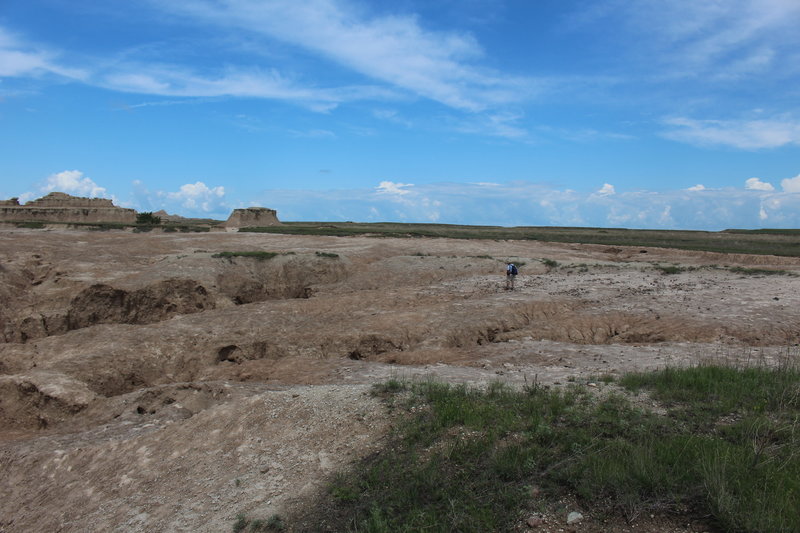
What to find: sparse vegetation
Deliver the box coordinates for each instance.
[240,222,800,257]
[81,222,128,231]
[315,251,340,259]
[541,258,559,269]
[15,221,45,229]
[212,251,279,260]
[311,365,800,532]
[654,264,685,275]
[728,266,796,276]
[136,212,162,225]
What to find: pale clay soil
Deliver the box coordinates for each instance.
[1,227,799,532]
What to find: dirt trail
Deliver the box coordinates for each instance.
[1,227,799,532]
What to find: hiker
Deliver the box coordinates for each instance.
[505,262,518,290]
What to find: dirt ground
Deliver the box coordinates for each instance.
[1,226,799,532]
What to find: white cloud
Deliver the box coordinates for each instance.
[376,181,413,196]
[601,0,800,80]
[686,184,706,191]
[150,0,534,111]
[455,111,529,139]
[0,27,85,79]
[595,183,616,196]
[101,64,395,111]
[288,129,336,139]
[164,181,226,212]
[251,180,800,231]
[41,170,108,197]
[658,205,674,226]
[745,177,775,191]
[781,174,800,192]
[663,116,800,149]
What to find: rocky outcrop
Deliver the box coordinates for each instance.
[224,207,281,228]
[0,192,136,224]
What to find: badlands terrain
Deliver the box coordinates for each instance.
[1,226,799,532]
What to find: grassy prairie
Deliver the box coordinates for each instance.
[241,222,800,257]
[300,364,800,533]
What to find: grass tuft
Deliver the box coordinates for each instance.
[212,251,279,260]
[232,513,285,532]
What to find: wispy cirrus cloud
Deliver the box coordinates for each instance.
[101,64,396,112]
[1,0,538,120]
[594,0,800,80]
[662,116,800,149]
[148,0,535,112]
[0,27,85,79]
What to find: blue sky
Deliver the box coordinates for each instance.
[2,0,800,230]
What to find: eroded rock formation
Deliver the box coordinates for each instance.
[0,192,136,224]
[224,207,281,228]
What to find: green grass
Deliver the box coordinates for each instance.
[728,266,796,276]
[14,221,45,229]
[212,251,280,260]
[239,222,800,257]
[299,365,800,532]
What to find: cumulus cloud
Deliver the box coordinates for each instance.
[782,174,800,192]
[595,183,616,196]
[164,181,226,211]
[41,170,108,197]
[686,184,706,191]
[376,181,413,196]
[745,177,775,191]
